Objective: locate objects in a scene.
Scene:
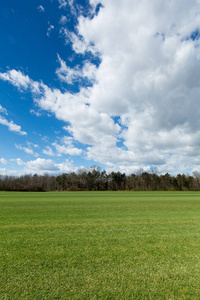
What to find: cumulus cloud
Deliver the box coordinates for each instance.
[15,158,25,166]
[2,1,200,174]
[60,28,97,54]
[56,55,97,84]
[52,136,83,156]
[0,69,31,91]
[73,0,200,173]
[0,168,20,177]
[26,158,59,172]
[43,146,55,156]
[6,157,79,176]
[0,158,8,165]
[0,116,27,135]
[0,70,120,151]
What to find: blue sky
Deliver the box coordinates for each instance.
[1,0,200,176]
[0,0,99,175]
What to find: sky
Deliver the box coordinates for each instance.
[1,0,200,176]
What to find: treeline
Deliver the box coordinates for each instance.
[1,170,200,191]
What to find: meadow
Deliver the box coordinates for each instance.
[1,191,200,299]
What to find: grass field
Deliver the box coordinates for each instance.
[1,191,200,299]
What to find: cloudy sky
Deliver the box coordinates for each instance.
[1,0,200,176]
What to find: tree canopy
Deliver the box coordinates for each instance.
[0,169,200,191]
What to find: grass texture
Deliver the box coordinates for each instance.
[1,191,200,299]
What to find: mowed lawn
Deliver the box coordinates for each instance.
[1,192,200,299]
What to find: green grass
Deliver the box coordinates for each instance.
[1,191,200,299]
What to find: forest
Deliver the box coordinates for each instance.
[1,169,200,191]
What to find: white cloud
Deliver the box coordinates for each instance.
[2,1,200,174]
[58,0,76,15]
[26,158,59,172]
[52,136,83,156]
[60,28,97,54]
[15,158,25,166]
[0,168,20,177]
[0,158,8,165]
[43,146,55,156]
[30,109,42,117]
[0,116,27,135]
[7,157,79,176]
[0,105,8,115]
[72,0,200,173]
[105,162,152,175]
[37,5,45,12]
[15,143,39,157]
[0,69,31,91]
[47,24,55,37]
[56,159,78,173]
[56,54,97,84]
[10,158,25,166]
[59,15,67,25]
[58,0,67,9]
